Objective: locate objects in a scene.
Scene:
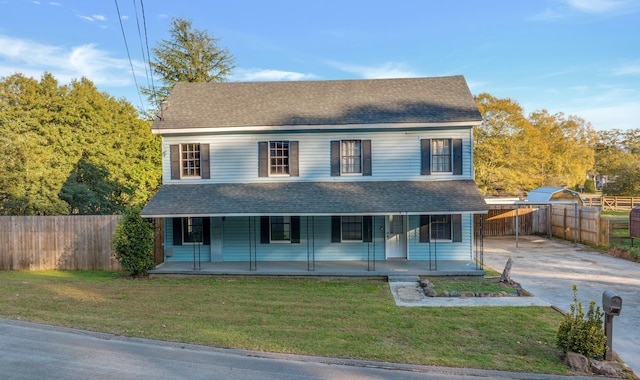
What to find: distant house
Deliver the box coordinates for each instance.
[526,186,583,206]
[140,76,488,274]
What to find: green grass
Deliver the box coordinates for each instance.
[601,210,632,218]
[427,276,519,295]
[0,271,568,374]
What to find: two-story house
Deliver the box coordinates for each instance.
[140,76,488,275]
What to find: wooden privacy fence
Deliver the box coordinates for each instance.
[0,215,122,271]
[477,204,601,246]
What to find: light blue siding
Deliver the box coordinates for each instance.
[162,128,474,184]
[164,216,387,262]
[407,214,474,261]
[164,218,212,262]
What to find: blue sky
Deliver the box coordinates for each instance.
[0,0,638,131]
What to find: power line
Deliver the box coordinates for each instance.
[114,0,145,110]
[139,0,158,109]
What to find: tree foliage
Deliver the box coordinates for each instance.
[143,18,235,108]
[0,73,162,215]
[113,205,155,276]
[595,128,640,195]
[474,94,596,196]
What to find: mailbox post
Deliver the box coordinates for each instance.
[602,290,622,361]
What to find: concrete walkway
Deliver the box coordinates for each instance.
[481,236,640,373]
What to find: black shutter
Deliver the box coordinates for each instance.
[291,216,300,243]
[362,216,373,242]
[289,141,299,177]
[260,216,270,244]
[172,218,183,245]
[453,139,463,175]
[452,214,462,242]
[331,216,341,242]
[421,139,431,175]
[170,145,180,179]
[258,141,268,177]
[362,140,372,176]
[202,217,211,245]
[419,215,430,243]
[330,140,340,176]
[200,144,210,179]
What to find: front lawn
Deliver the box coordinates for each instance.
[0,271,568,374]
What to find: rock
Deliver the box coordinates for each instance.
[479,292,492,297]
[590,359,623,377]
[420,280,434,288]
[500,257,513,283]
[460,291,475,298]
[565,351,590,373]
[423,288,437,297]
[449,291,460,297]
[438,290,450,297]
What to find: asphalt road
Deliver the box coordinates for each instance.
[482,235,640,373]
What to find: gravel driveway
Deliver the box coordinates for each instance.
[483,235,640,373]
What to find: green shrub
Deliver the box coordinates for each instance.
[113,205,155,276]
[556,285,606,359]
[583,179,596,194]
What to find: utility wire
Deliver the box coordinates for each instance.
[139,0,159,109]
[114,0,145,110]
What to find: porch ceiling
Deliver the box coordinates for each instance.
[140,180,488,218]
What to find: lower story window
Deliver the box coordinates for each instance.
[341,216,363,241]
[430,215,452,241]
[183,217,204,244]
[270,216,291,242]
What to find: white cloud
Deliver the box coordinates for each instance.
[233,68,316,82]
[49,2,61,6]
[77,14,107,23]
[0,35,144,87]
[612,61,640,76]
[563,0,632,13]
[328,61,421,79]
[92,14,107,22]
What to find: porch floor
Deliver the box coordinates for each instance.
[149,260,485,277]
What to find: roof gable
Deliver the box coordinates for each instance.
[153,76,481,131]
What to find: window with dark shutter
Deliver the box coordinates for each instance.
[170,145,180,180]
[331,216,341,242]
[419,215,430,242]
[258,142,269,177]
[362,140,372,176]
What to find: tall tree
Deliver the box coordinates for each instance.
[0,73,162,215]
[596,128,640,195]
[474,93,548,196]
[143,18,235,108]
[528,110,596,189]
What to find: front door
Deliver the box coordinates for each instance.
[385,215,407,259]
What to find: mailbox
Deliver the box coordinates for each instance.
[602,290,622,316]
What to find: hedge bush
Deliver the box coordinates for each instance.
[113,205,155,276]
[557,285,606,359]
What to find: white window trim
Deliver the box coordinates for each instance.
[270,216,292,243]
[268,141,291,177]
[431,138,453,174]
[340,140,363,175]
[180,143,202,179]
[341,216,364,242]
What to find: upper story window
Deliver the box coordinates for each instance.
[269,141,289,175]
[259,141,299,177]
[432,139,452,173]
[170,144,210,180]
[331,140,371,176]
[421,138,462,176]
[341,140,362,174]
[181,143,201,177]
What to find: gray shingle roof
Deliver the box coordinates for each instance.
[153,76,481,130]
[140,180,488,217]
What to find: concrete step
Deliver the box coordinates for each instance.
[388,275,420,283]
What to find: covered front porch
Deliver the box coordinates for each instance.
[150,258,485,277]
